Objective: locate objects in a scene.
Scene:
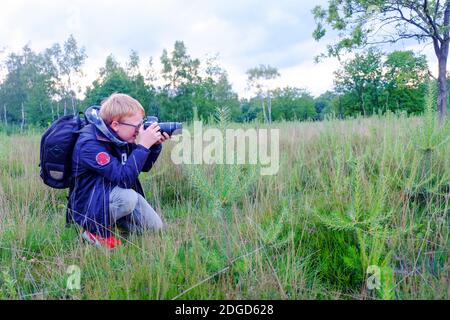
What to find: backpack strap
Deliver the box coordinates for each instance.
[77,111,88,130]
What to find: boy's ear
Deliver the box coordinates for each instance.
[110,120,120,132]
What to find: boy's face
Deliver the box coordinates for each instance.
[110,113,144,144]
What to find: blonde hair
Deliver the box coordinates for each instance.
[99,93,145,124]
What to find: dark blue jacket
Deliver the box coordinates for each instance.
[67,124,162,237]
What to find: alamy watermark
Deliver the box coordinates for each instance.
[170,121,280,176]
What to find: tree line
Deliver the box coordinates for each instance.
[313,0,449,122]
[0,35,445,129]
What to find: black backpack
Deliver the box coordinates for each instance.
[39,112,88,189]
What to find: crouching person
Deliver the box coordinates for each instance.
[67,93,170,249]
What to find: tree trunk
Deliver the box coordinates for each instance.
[261,95,267,123]
[267,90,272,124]
[437,56,448,123]
[360,91,366,117]
[21,102,25,133]
[432,0,449,123]
[71,95,75,115]
[64,100,67,116]
[385,91,389,113]
[374,87,380,115]
[438,1,450,123]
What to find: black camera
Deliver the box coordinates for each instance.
[143,116,182,136]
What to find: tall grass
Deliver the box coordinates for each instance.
[0,109,448,299]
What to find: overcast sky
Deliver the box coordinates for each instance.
[0,0,439,98]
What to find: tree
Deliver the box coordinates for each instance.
[315,90,338,119]
[192,54,241,122]
[271,87,317,121]
[160,41,201,91]
[157,41,202,121]
[240,98,260,122]
[334,49,384,116]
[246,64,280,123]
[0,45,56,127]
[50,35,86,115]
[332,49,428,116]
[384,50,428,113]
[144,57,158,87]
[313,0,450,122]
[98,54,123,80]
[84,54,154,114]
[126,49,140,79]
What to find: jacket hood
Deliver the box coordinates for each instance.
[85,105,128,147]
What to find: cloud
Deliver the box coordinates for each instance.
[0,0,441,99]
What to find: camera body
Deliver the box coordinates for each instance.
[143,116,182,136]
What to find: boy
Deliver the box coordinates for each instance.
[67,93,170,248]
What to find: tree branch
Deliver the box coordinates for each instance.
[365,33,430,46]
[444,0,450,41]
[390,4,431,37]
[436,0,441,19]
[397,0,439,37]
[423,0,444,42]
[432,37,441,57]
[428,69,437,80]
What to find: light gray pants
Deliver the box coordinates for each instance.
[109,186,163,233]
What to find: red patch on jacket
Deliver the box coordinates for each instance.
[95,152,110,166]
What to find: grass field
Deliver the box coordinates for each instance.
[0,109,448,300]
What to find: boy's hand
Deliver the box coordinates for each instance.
[153,132,171,145]
[137,122,162,149]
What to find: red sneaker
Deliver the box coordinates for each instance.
[81,230,121,249]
